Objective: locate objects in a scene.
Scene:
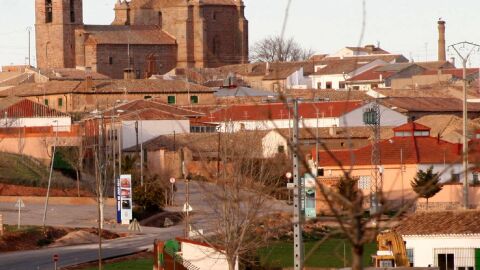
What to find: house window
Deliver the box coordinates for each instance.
[44,99,49,106]
[414,131,430,137]
[473,173,479,184]
[45,0,53,23]
[317,168,324,177]
[437,253,454,270]
[451,173,460,183]
[144,96,152,100]
[371,83,379,89]
[353,86,360,90]
[395,131,413,137]
[109,56,113,65]
[70,0,75,23]
[190,96,199,104]
[406,249,414,267]
[317,82,322,89]
[213,11,218,21]
[339,82,346,89]
[167,96,176,104]
[277,145,285,154]
[358,176,371,190]
[58,98,63,107]
[326,82,332,89]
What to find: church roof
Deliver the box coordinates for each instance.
[83,25,176,45]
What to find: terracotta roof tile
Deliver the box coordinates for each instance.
[84,25,176,45]
[0,97,69,118]
[199,101,364,122]
[317,134,462,166]
[395,211,480,235]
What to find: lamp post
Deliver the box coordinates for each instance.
[448,41,480,209]
[42,120,59,232]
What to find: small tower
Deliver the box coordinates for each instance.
[112,0,130,25]
[35,0,83,69]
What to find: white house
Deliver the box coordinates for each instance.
[199,101,407,133]
[328,45,392,58]
[311,59,387,90]
[396,211,480,269]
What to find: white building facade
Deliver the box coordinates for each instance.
[403,234,480,269]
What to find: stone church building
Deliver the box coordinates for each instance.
[35,0,249,79]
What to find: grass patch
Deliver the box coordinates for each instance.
[258,239,376,268]
[80,259,153,270]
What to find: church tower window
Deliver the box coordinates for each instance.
[213,36,221,56]
[70,0,76,23]
[158,12,163,28]
[45,0,53,23]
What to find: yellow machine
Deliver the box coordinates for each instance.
[372,230,410,268]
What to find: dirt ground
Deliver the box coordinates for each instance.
[62,251,153,270]
[0,183,92,197]
[0,226,120,252]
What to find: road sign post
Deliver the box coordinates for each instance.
[170,178,176,206]
[15,198,25,229]
[53,254,59,270]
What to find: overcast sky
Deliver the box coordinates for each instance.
[1,0,480,67]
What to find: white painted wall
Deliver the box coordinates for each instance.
[180,242,236,270]
[262,130,289,158]
[339,103,408,127]
[418,163,476,184]
[286,67,311,89]
[216,117,339,133]
[404,235,480,267]
[121,119,190,149]
[1,117,71,129]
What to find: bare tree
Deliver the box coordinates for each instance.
[250,36,314,63]
[193,131,286,270]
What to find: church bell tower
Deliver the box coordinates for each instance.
[35,0,83,69]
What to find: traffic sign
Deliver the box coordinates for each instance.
[15,199,25,208]
[287,183,295,190]
[169,178,176,184]
[182,203,193,213]
[53,254,59,262]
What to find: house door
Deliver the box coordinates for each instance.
[438,254,454,270]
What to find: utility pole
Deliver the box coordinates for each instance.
[292,99,304,270]
[448,41,480,209]
[42,120,59,233]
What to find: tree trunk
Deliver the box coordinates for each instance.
[351,244,364,270]
[76,169,80,197]
[227,257,236,270]
[426,198,429,211]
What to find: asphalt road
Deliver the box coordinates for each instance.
[0,180,288,269]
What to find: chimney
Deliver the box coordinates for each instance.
[365,44,376,53]
[265,62,270,76]
[123,68,135,80]
[329,125,337,136]
[85,76,93,91]
[438,20,447,62]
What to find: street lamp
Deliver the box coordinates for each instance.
[42,119,59,231]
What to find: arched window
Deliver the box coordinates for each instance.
[212,36,221,56]
[70,0,75,23]
[158,12,163,28]
[45,0,53,23]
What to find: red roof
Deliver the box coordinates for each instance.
[199,101,364,122]
[422,68,479,78]
[316,136,462,166]
[0,97,69,118]
[393,122,431,132]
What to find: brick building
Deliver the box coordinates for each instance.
[35,0,249,79]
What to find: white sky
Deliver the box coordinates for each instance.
[1,0,480,67]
